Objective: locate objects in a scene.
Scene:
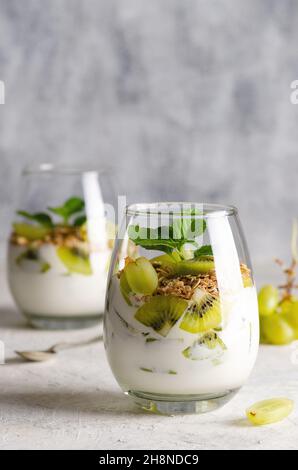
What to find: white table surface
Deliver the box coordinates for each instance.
[0,264,298,450]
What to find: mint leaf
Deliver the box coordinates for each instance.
[48,197,85,224]
[73,215,87,227]
[131,238,177,254]
[17,210,53,228]
[128,213,207,256]
[63,197,84,213]
[171,217,206,241]
[128,225,178,253]
[194,245,213,257]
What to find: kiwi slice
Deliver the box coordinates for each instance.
[120,271,132,306]
[15,248,51,274]
[180,292,221,333]
[16,248,39,264]
[151,254,176,268]
[57,246,92,275]
[150,254,178,275]
[173,255,215,276]
[198,331,226,350]
[135,295,188,337]
[13,223,50,241]
[40,262,51,273]
[183,331,226,360]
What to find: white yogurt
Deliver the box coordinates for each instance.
[104,276,259,395]
[8,244,110,317]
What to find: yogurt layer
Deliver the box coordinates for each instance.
[8,244,110,317]
[105,276,259,395]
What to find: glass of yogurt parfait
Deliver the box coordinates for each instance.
[104,203,259,414]
[7,164,115,329]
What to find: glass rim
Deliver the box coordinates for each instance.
[126,202,238,218]
[22,162,109,176]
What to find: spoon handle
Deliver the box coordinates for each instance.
[50,335,102,353]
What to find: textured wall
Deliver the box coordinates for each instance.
[1,0,298,263]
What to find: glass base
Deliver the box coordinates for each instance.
[127,389,239,415]
[23,312,103,330]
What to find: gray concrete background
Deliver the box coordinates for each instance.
[1,0,298,264]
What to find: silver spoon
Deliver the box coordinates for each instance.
[15,335,102,362]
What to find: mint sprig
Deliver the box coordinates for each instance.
[128,226,181,254]
[48,197,85,225]
[17,211,53,228]
[128,211,207,257]
[73,215,87,227]
[194,245,213,257]
[171,217,206,242]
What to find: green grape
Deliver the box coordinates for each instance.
[258,285,279,317]
[279,296,298,315]
[13,223,50,241]
[246,398,294,426]
[282,300,298,338]
[259,317,269,344]
[261,314,294,345]
[125,257,158,295]
[56,247,92,275]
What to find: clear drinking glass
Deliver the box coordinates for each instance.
[7,163,115,330]
[104,203,259,414]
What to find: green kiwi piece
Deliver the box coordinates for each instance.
[40,262,51,273]
[199,331,226,349]
[140,367,153,373]
[120,271,132,306]
[151,252,181,266]
[150,254,177,275]
[173,255,215,276]
[183,331,226,360]
[16,248,39,265]
[151,254,176,268]
[135,295,188,337]
[180,292,221,333]
[57,246,92,275]
[171,251,182,262]
[139,366,177,374]
[13,223,50,241]
[16,249,51,274]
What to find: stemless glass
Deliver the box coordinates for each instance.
[104,203,259,414]
[7,163,115,330]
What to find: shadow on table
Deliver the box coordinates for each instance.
[0,388,143,417]
[0,306,28,330]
